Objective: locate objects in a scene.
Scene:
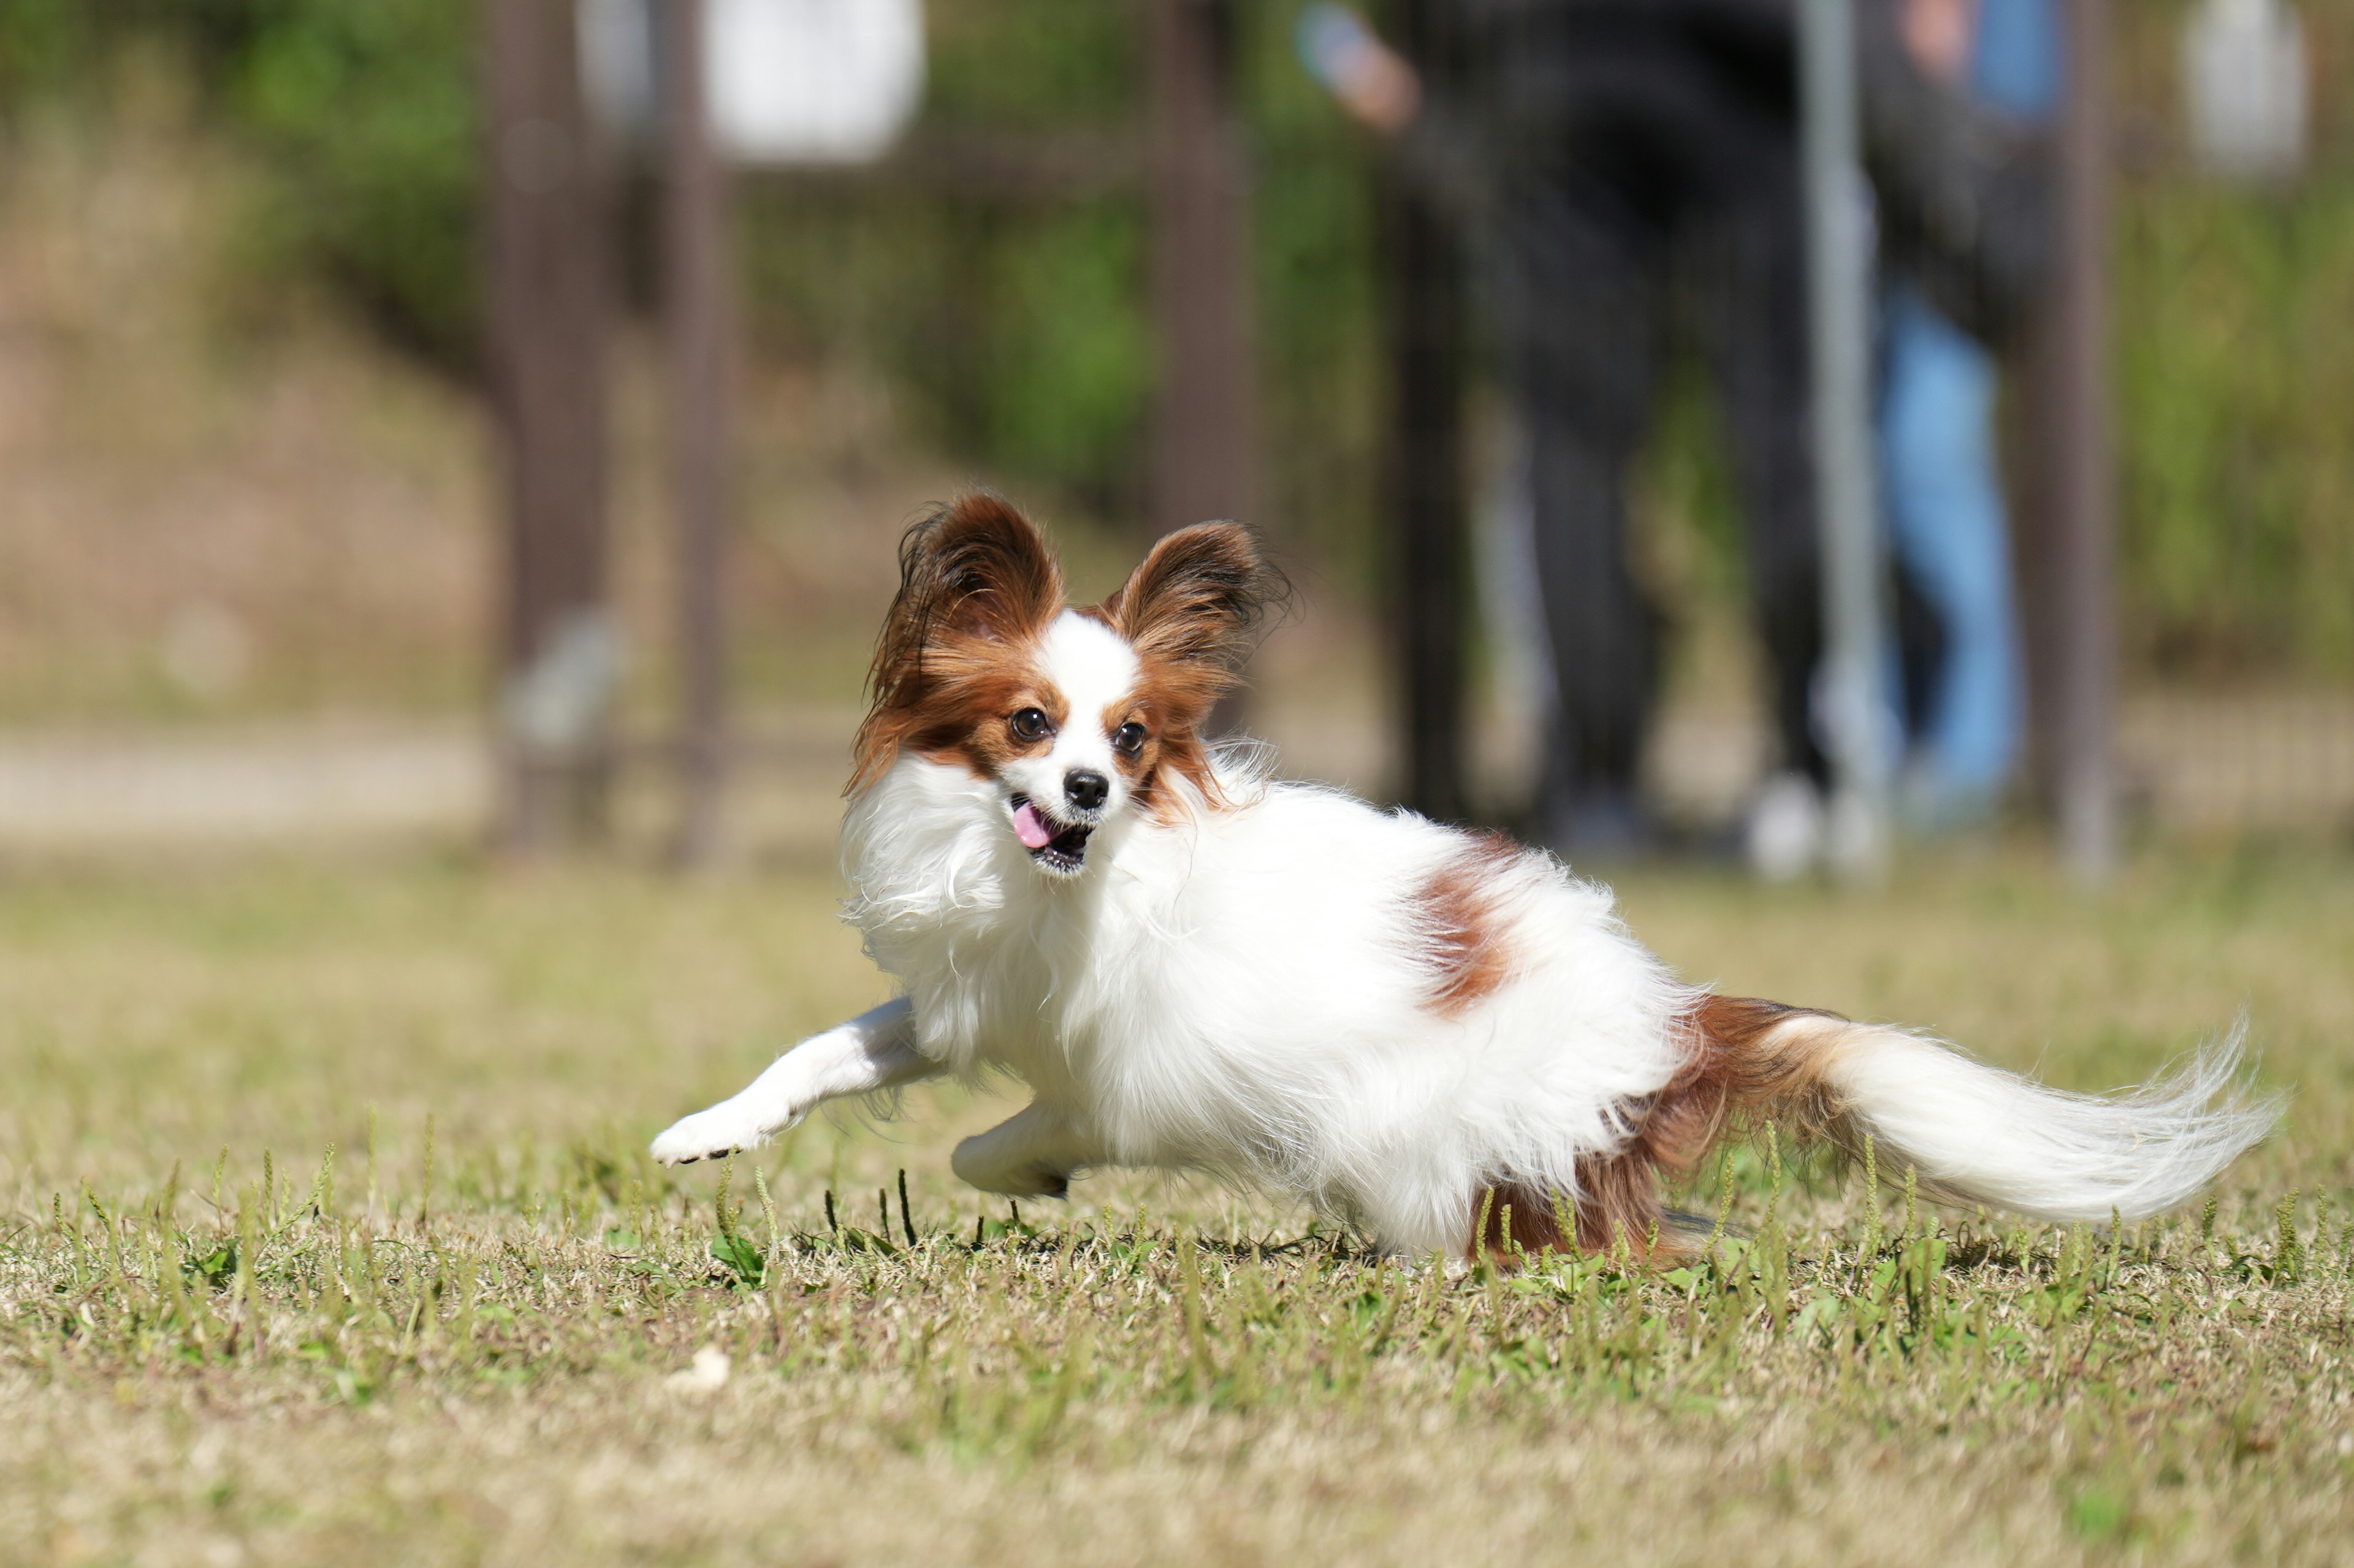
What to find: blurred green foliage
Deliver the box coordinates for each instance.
[224,2,478,365]
[2111,0,2354,680]
[0,0,2345,675]
[2116,179,2354,680]
[0,1,478,364]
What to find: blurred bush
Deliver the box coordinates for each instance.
[222,1,478,366]
[2119,178,2354,679]
[0,1,476,365]
[0,0,2345,678]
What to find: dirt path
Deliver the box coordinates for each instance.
[1,690,2346,855]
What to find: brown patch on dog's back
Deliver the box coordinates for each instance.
[1409,834,1523,1018]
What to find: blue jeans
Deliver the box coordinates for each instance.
[1880,286,2023,818]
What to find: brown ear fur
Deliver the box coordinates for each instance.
[1102,522,1284,701]
[1095,522,1288,809]
[850,494,1064,793]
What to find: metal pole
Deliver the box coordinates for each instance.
[658,0,733,868]
[485,0,614,856]
[2051,0,2117,878]
[1797,0,1891,878]
[1386,0,1468,823]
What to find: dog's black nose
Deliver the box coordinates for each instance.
[1064,769,1110,812]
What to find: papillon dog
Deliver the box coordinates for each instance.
[651,495,2271,1258]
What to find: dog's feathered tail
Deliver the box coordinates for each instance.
[1688,997,2278,1223]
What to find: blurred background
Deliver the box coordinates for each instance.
[0,0,2346,871]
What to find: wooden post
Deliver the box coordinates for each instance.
[485,0,614,854]
[1386,0,1468,822]
[2015,0,2116,878]
[658,0,733,867]
[1146,0,1257,539]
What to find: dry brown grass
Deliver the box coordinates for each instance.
[0,846,2348,1566]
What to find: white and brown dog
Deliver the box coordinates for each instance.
[652,495,2269,1258]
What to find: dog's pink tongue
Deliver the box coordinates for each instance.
[1012,801,1056,850]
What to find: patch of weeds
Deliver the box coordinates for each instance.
[2065,1485,2133,1543]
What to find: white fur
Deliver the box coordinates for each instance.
[1800,1016,2274,1222]
[647,999,928,1167]
[824,747,1685,1253]
[996,612,1141,821]
[651,626,2275,1254]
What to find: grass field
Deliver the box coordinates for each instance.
[1,844,2350,1566]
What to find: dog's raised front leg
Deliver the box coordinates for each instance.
[951,1101,1104,1198]
[650,998,934,1165]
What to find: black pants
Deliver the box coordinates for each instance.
[1474,45,1826,807]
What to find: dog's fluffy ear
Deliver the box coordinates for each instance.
[851,493,1062,791]
[1104,522,1287,685]
[891,492,1063,647]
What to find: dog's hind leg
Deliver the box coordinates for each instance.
[951,1102,1104,1198]
[650,998,936,1165]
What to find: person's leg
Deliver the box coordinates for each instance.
[1491,166,1666,855]
[1891,555,1949,752]
[1693,173,1829,793]
[1878,286,2022,819]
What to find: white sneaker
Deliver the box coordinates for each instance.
[1745,771,1824,882]
[1824,783,1889,880]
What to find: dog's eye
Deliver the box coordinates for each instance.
[1010,708,1053,742]
[1112,722,1148,757]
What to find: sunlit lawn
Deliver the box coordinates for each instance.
[1,842,2349,1566]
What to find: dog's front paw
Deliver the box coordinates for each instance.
[650,1103,775,1166]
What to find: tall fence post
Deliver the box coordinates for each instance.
[659,0,734,868]
[1147,0,1257,540]
[1798,0,1892,878]
[485,0,615,855]
[1386,0,1468,823]
[2013,0,2118,880]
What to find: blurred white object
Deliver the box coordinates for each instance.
[503,607,623,759]
[2184,0,2307,181]
[1806,568,1897,881]
[1824,776,1888,877]
[158,601,254,702]
[582,0,925,166]
[1472,413,1555,766]
[665,1345,732,1394]
[1746,771,1826,882]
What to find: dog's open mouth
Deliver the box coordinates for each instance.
[1010,795,1093,872]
